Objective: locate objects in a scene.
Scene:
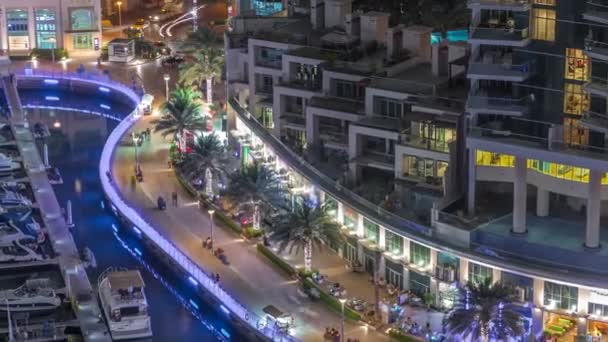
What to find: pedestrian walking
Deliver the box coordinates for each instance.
[172,191,178,206]
[215,273,220,283]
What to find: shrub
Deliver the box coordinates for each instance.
[388,329,420,342]
[302,277,361,321]
[31,48,68,61]
[256,243,296,276]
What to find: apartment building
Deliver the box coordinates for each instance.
[226,0,608,339]
[0,0,102,56]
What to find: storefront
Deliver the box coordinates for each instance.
[35,9,57,49]
[502,271,533,303]
[343,206,357,230]
[385,258,404,290]
[409,270,430,295]
[363,218,379,244]
[588,291,608,341]
[542,281,579,339]
[7,8,29,51]
[344,235,358,265]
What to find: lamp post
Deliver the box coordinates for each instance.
[339,298,346,342]
[192,0,198,32]
[116,1,123,28]
[131,131,139,166]
[163,74,170,100]
[48,37,56,65]
[208,209,215,249]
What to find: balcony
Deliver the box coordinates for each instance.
[355,151,395,171]
[319,131,348,149]
[399,129,453,154]
[469,25,531,47]
[580,110,608,134]
[281,114,306,130]
[467,57,535,82]
[466,93,530,116]
[584,76,608,97]
[467,0,531,11]
[468,118,552,150]
[583,1,608,25]
[584,39,608,62]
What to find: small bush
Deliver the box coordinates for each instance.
[31,48,68,61]
[388,329,420,342]
[256,243,296,276]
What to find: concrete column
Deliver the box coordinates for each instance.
[467,148,476,216]
[459,259,469,285]
[577,288,590,315]
[536,187,550,217]
[512,156,527,234]
[492,268,501,284]
[305,113,318,146]
[532,278,544,307]
[379,226,386,250]
[378,254,386,279]
[357,242,364,265]
[532,307,543,341]
[337,202,344,225]
[402,268,410,290]
[402,238,411,262]
[356,214,364,238]
[586,169,602,249]
[430,248,437,272]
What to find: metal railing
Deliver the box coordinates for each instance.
[467,94,530,111]
[468,60,534,77]
[230,97,432,236]
[582,110,608,129]
[469,26,530,40]
[584,38,608,54]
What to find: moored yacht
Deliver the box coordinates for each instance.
[0,153,20,174]
[0,189,31,208]
[98,268,152,340]
[0,278,61,315]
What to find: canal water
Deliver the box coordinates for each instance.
[28,108,241,341]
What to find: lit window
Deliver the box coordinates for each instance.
[468,262,493,285]
[563,83,590,115]
[410,242,430,267]
[475,150,515,167]
[564,49,589,81]
[532,8,556,41]
[544,282,578,311]
[563,117,589,146]
[363,219,379,244]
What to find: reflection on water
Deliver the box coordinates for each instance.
[32,108,237,341]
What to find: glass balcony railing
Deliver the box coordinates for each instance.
[468,60,535,80]
[584,39,608,59]
[399,129,453,153]
[466,94,530,114]
[584,1,608,24]
[469,26,530,42]
[467,0,531,10]
[581,110,608,131]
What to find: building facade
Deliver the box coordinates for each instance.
[226,0,608,340]
[0,0,102,56]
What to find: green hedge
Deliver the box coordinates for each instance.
[31,48,68,60]
[213,206,242,235]
[174,168,197,197]
[243,227,263,239]
[388,330,421,342]
[302,277,361,321]
[256,243,296,276]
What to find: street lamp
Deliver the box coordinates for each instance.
[131,132,139,166]
[339,298,346,342]
[208,209,215,249]
[163,74,170,100]
[192,0,198,31]
[48,37,56,65]
[116,1,123,28]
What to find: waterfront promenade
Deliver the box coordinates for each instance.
[109,115,392,341]
[0,67,110,340]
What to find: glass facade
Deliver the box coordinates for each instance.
[35,9,57,49]
[69,8,95,31]
[409,271,430,295]
[468,262,492,285]
[410,242,430,267]
[7,8,29,50]
[343,207,357,230]
[363,218,379,243]
[476,150,608,184]
[589,302,608,317]
[385,230,403,255]
[563,83,589,116]
[564,49,589,82]
[532,8,555,42]
[544,282,578,311]
[403,156,447,181]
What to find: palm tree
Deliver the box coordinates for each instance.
[180,26,222,52]
[268,196,344,273]
[224,163,285,230]
[443,278,525,342]
[181,134,226,194]
[179,47,224,105]
[152,87,206,139]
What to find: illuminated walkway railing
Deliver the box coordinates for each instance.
[99,113,297,341]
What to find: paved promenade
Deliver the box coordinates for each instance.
[110,116,391,341]
[1,73,110,341]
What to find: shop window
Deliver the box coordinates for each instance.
[70,8,94,31]
[468,262,493,285]
[363,218,379,243]
[532,8,556,42]
[35,7,57,49]
[437,161,448,178]
[386,267,403,290]
[410,242,430,267]
[544,281,578,311]
[409,271,430,295]
[564,49,589,82]
[589,302,608,317]
[343,207,357,230]
[385,230,403,255]
[324,196,338,219]
[563,118,589,146]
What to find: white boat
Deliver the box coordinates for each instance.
[98,268,152,340]
[0,190,31,207]
[0,239,43,263]
[0,279,61,314]
[0,154,20,174]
